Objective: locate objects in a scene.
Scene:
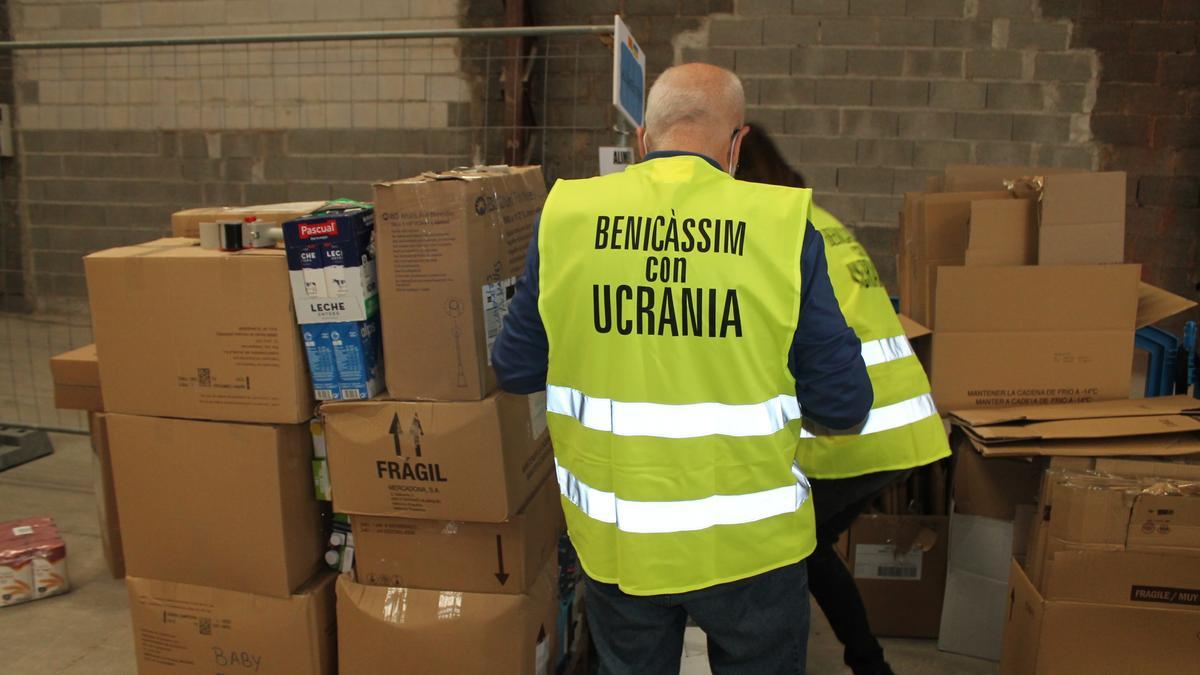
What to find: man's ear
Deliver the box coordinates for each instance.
[636,127,649,159]
[729,125,749,175]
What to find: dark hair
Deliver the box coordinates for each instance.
[737,123,807,189]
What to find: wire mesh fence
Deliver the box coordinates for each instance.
[0,26,622,431]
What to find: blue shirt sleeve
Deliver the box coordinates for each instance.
[789,222,873,430]
[491,216,549,394]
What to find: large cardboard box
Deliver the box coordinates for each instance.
[373,166,547,401]
[49,343,103,412]
[352,476,561,594]
[928,264,1194,411]
[322,391,553,522]
[87,413,123,579]
[846,514,949,638]
[1000,558,1200,675]
[336,562,558,675]
[108,414,325,597]
[127,572,336,675]
[171,201,329,238]
[85,238,313,424]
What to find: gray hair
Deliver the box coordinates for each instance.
[644,64,745,145]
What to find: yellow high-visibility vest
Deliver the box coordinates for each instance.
[538,155,817,596]
[793,206,949,479]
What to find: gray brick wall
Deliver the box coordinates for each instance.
[677,0,1101,291]
[21,128,471,301]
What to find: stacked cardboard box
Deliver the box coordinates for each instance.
[896,163,1196,660]
[948,396,1200,669]
[320,166,566,674]
[81,231,336,674]
[899,164,1193,412]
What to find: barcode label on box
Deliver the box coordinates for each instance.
[853,544,923,581]
[314,389,336,401]
[482,276,518,365]
[11,526,33,536]
[340,388,363,400]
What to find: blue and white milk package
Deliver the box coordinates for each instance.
[301,316,384,401]
[284,206,377,323]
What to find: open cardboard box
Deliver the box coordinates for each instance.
[1000,556,1200,674]
[925,266,1195,411]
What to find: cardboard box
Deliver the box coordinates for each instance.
[49,344,102,412]
[1045,474,1200,556]
[336,562,558,675]
[846,514,949,638]
[85,238,313,424]
[300,316,384,402]
[171,201,329,238]
[951,430,1043,521]
[1000,559,1200,675]
[322,391,553,522]
[87,413,123,579]
[108,414,325,597]
[929,264,1195,411]
[373,166,547,401]
[126,572,336,675]
[352,477,561,594]
[283,207,378,324]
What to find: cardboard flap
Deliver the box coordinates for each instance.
[965,199,1036,267]
[1137,282,1197,328]
[966,415,1200,443]
[952,395,1200,427]
[898,313,931,340]
[975,432,1200,458]
[935,264,1141,332]
[1040,172,1126,227]
[942,164,1074,192]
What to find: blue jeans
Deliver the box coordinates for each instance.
[584,562,810,675]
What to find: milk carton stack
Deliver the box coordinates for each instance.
[323,166,567,674]
[80,212,338,674]
[283,203,384,402]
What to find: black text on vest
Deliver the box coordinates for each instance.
[592,285,742,338]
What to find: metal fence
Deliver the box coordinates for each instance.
[0,24,622,432]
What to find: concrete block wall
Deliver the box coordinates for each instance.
[682,0,1100,287]
[10,0,473,309]
[1041,0,1199,313]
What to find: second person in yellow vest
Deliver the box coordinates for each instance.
[739,125,951,675]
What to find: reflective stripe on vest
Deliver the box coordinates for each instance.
[548,384,935,440]
[797,392,936,439]
[546,384,800,439]
[555,458,810,535]
[860,335,914,368]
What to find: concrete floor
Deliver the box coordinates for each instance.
[0,432,997,675]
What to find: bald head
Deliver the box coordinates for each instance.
[640,63,746,169]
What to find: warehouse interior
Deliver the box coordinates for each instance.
[1,1,1198,674]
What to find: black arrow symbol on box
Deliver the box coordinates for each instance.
[389,413,402,456]
[495,534,509,585]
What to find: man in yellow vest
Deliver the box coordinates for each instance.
[739,125,951,675]
[493,64,873,674]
